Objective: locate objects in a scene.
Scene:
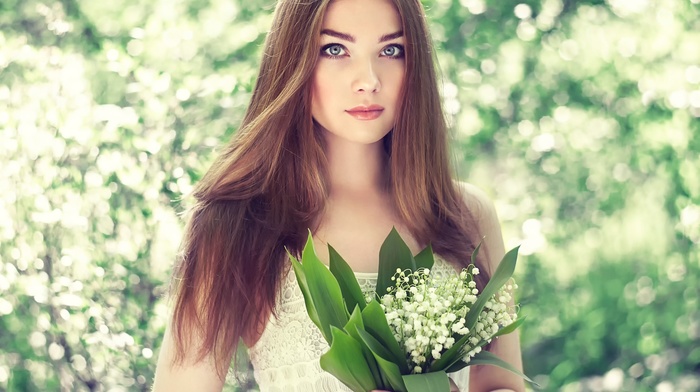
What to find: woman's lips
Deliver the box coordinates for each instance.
[345,105,384,121]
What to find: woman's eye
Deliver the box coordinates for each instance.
[381,44,404,58]
[321,44,346,57]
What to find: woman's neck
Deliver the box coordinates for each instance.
[324,135,389,196]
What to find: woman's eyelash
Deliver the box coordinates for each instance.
[319,43,405,59]
[381,44,405,58]
[321,44,347,58]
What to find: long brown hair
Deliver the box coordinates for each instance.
[169,0,484,378]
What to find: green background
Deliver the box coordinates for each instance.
[1,0,699,390]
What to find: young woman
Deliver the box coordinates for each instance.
[153,0,524,391]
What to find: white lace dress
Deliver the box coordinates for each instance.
[244,257,470,392]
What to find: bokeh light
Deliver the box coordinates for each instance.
[1,0,699,391]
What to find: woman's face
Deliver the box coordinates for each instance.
[310,0,405,146]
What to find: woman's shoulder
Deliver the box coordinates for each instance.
[452,180,505,274]
[452,180,498,223]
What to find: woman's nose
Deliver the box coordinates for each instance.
[352,59,381,93]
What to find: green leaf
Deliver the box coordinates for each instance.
[444,359,469,373]
[301,232,349,344]
[494,316,526,338]
[403,371,451,392]
[414,244,435,270]
[471,240,483,265]
[345,306,386,388]
[361,300,409,374]
[320,326,379,392]
[289,249,320,330]
[377,227,417,297]
[467,350,539,387]
[357,329,407,392]
[465,246,520,331]
[428,331,471,372]
[429,246,520,373]
[329,245,367,313]
[433,315,526,373]
[462,317,527,366]
[469,317,527,360]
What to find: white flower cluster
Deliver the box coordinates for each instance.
[378,266,517,374]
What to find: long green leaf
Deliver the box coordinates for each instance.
[465,246,520,331]
[428,331,472,372]
[329,245,367,313]
[301,233,349,344]
[361,300,409,374]
[466,350,539,387]
[402,371,450,392]
[377,227,417,297]
[444,359,469,373]
[471,240,483,265]
[344,306,386,388]
[414,244,435,270]
[429,246,520,372]
[494,316,526,338]
[436,316,526,373]
[460,317,527,368]
[357,329,407,392]
[320,326,378,392]
[289,250,320,330]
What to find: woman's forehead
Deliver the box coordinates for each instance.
[321,0,402,35]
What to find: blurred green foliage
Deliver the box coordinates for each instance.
[1,0,699,391]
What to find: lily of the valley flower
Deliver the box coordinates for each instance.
[378,267,517,371]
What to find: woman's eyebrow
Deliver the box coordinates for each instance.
[320,29,404,43]
[379,31,403,43]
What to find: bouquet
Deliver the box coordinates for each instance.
[289,228,533,392]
